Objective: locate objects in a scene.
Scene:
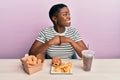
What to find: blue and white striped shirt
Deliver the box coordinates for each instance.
[36,26,82,59]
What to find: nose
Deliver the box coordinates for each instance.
[67,14,71,20]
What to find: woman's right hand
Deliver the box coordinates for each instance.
[48,36,60,45]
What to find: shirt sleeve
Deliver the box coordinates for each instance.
[73,28,82,42]
[36,30,46,43]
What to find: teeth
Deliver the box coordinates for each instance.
[67,21,71,23]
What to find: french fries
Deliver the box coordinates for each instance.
[52,59,72,73]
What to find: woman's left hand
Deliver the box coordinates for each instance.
[60,36,72,44]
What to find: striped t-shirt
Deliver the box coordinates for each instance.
[36,26,82,59]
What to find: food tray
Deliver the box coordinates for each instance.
[50,61,72,74]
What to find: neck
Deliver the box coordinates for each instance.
[54,26,65,33]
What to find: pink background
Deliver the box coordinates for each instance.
[0,0,120,59]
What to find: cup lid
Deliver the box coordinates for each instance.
[82,50,95,57]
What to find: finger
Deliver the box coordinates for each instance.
[59,36,61,45]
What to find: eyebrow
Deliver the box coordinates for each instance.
[58,12,70,14]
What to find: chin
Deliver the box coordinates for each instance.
[65,23,71,27]
[65,25,70,27]
[66,24,71,27]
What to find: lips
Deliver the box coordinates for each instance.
[66,20,71,23]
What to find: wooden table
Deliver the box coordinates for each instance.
[0,59,120,80]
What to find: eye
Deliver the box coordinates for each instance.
[62,13,70,16]
[68,13,70,16]
[62,13,67,16]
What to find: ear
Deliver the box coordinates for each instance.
[52,16,57,23]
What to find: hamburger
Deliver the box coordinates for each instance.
[52,57,62,67]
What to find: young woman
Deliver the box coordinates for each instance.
[29,4,88,61]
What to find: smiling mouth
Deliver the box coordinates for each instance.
[66,21,71,23]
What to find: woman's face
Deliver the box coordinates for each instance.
[54,7,71,27]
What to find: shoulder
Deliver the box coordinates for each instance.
[41,26,52,31]
[40,26,53,33]
[66,26,78,33]
[66,26,77,31]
